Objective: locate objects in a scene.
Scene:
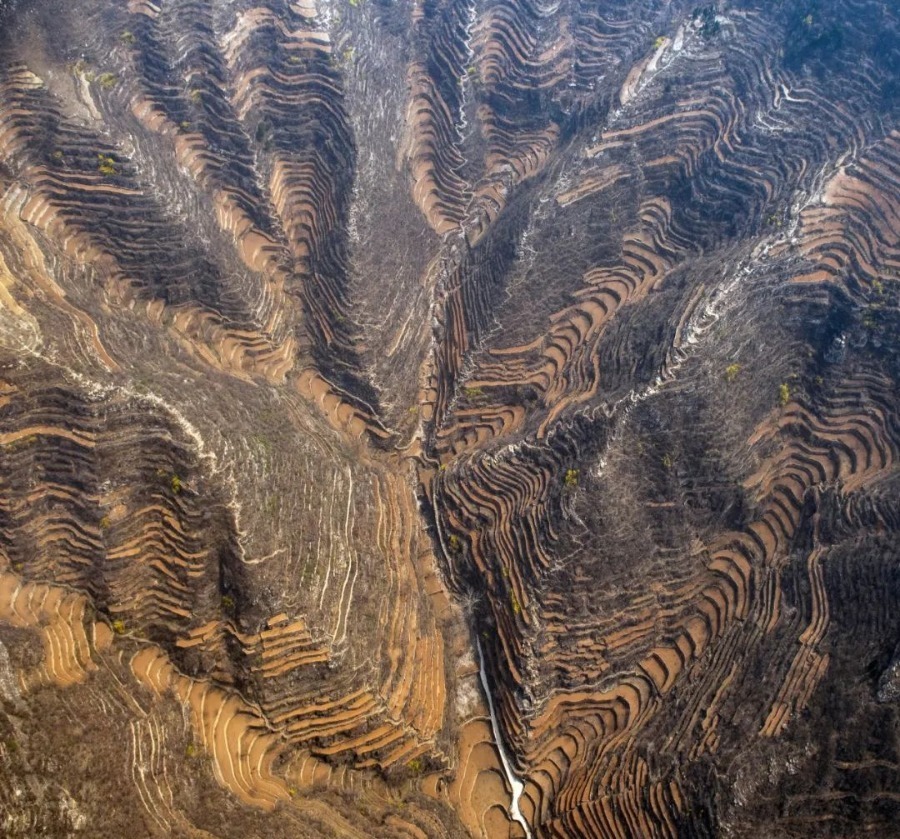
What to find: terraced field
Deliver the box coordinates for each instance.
[0,0,898,836]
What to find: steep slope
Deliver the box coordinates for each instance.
[0,0,898,837]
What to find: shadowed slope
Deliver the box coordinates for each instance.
[0,0,898,837]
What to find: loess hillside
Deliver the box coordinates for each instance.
[0,0,899,837]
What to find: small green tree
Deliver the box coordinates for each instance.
[564,468,579,488]
[779,383,790,407]
[724,363,740,383]
[97,153,117,176]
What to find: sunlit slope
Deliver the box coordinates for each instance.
[0,0,898,837]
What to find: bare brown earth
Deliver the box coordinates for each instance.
[0,0,898,837]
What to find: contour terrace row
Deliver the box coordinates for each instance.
[122,0,385,414]
[0,62,299,384]
[427,5,874,461]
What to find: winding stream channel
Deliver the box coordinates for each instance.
[476,638,532,838]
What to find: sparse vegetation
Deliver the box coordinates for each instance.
[97,153,118,176]
[784,4,847,70]
[6,433,36,451]
[72,59,94,81]
[255,119,273,145]
[693,5,721,39]
[2,3,898,834]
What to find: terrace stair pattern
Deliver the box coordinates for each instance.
[0,0,898,837]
